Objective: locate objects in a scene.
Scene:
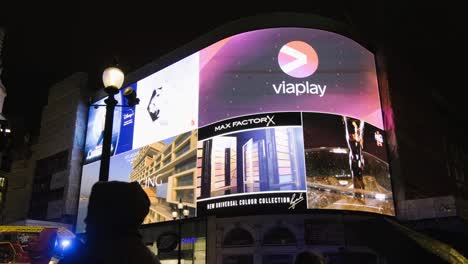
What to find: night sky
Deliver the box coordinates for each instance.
[1,3,466,141]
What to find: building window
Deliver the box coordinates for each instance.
[164,146,172,156]
[223,227,254,247]
[163,156,171,166]
[175,157,196,173]
[263,226,296,246]
[175,142,191,158]
[174,131,191,147]
[176,174,193,187]
[176,190,194,204]
[29,150,68,220]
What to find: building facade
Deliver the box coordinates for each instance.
[1,72,88,225]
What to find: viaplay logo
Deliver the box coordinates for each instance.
[278,41,318,78]
[274,41,326,97]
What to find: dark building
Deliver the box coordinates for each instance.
[1,73,88,226]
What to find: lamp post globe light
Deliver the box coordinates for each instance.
[172,211,178,220]
[98,66,124,182]
[172,198,189,264]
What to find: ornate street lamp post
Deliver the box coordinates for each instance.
[172,198,190,264]
[98,66,125,182]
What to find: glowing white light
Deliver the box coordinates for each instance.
[102,67,124,89]
[183,208,190,217]
[61,239,71,249]
[338,180,348,186]
[172,211,178,219]
[330,148,347,154]
[375,193,386,200]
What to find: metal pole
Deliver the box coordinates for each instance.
[192,238,195,264]
[178,218,182,264]
[98,93,117,182]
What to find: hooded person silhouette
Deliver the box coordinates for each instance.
[60,181,160,264]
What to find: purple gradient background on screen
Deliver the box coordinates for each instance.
[199,28,383,129]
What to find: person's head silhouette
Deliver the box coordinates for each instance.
[61,181,161,263]
[85,181,150,238]
[295,251,325,264]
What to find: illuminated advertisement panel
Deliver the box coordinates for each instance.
[77,131,197,233]
[302,112,394,215]
[199,28,383,129]
[78,26,394,231]
[132,53,199,149]
[84,93,124,164]
[83,54,198,165]
[195,28,392,216]
[196,112,308,215]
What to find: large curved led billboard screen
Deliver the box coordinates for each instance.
[77,27,394,233]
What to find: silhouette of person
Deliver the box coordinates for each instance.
[147,88,162,122]
[294,251,326,264]
[60,181,160,264]
[343,117,366,200]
